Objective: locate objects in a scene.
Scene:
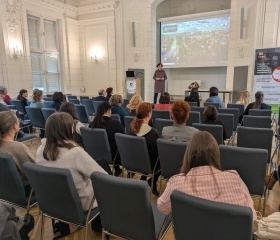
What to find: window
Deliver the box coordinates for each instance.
[27,15,61,93]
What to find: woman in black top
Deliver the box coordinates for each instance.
[106,87,113,101]
[50,91,64,111]
[184,88,200,106]
[130,102,160,196]
[243,91,270,115]
[17,89,28,107]
[203,105,227,141]
[89,102,124,176]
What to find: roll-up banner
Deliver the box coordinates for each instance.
[254,48,280,113]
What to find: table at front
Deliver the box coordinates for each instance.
[185,89,232,103]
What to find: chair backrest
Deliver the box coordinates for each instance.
[171,191,253,240]
[190,106,205,122]
[25,107,46,129]
[41,108,56,121]
[91,172,156,240]
[204,102,220,110]
[43,97,52,101]
[237,126,273,163]
[80,127,112,164]
[111,114,121,122]
[218,108,239,131]
[219,145,267,196]
[93,101,103,112]
[227,103,245,115]
[74,105,90,124]
[217,113,234,139]
[186,101,198,107]
[115,133,152,174]
[69,99,80,104]
[186,111,201,126]
[80,96,89,101]
[124,116,134,134]
[122,99,129,109]
[192,123,223,145]
[157,139,187,179]
[27,101,31,106]
[23,162,85,225]
[81,99,95,116]
[152,110,170,126]
[43,101,54,108]
[7,105,16,110]
[0,154,29,207]
[10,100,26,114]
[68,95,77,100]
[249,109,271,117]
[243,115,271,129]
[154,118,173,137]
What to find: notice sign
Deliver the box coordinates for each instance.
[127,79,136,94]
[254,48,280,105]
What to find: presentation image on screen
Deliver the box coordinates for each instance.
[160,14,230,68]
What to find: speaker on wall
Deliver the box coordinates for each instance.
[240,7,245,39]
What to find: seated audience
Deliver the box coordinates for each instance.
[106,87,113,100]
[0,89,7,106]
[17,89,28,107]
[36,112,107,211]
[205,86,223,108]
[0,103,9,111]
[0,86,11,105]
[59,102,84,147]
[243,91,270,115]
[266,165,280,190]
[0,111,35,196]
[95,89,108,102]
[236,90,250,107]
[130,102,160,196]
[109,94,128,127]
[157,131,256,221]
[184,88,200,106]
[154,92,172,111]
[30,89,44,108]
[89,102,124,176]
[50,91,64,111]
[203,105,227,141]
[162,101,198,142]
[126,94,143,116]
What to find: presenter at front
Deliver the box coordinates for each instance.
[153,63,167,104]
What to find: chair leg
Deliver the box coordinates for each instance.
[102,229,105,240]
[159,177,162,195]
[85,224,88,240]
[40,213,44,240]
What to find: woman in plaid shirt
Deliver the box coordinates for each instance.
[157,131,256,221]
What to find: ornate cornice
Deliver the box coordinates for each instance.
[2,0,22,31]
[77,1,117,15]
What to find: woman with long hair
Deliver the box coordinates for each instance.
[36,112,107,211]
[236,90,250,107]
[184,88,200,106]
[154,92,172,111]
[157,131,256,221]
[89,102,124,176]
[0,111,35,195]
[130,102,160,195]
[126,94,143,116]
[17,89,28,107]
[59,102,84,146]
[30,89,44,108]
[243,91,270,115]
[106,87,113,100]
[109,94,128,127]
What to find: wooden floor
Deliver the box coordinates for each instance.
[16,135,280,240]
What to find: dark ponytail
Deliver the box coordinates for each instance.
[90,102,112,128]
[253,91,264,109]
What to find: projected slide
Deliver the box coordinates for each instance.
[161,16,230,68]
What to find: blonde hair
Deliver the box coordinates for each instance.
[126,95,142,112]
[238,91,250,105]
[109,94,123,106]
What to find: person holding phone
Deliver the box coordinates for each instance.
[153,63,167,104]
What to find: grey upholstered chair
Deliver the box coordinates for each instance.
[0,154,37,213]
[81,99,95,116]
[41,108,56,121]
[193,123,223,145]
[67,95,77,100]
[23,162,99,240]
[152,110,170,126]
[171,191,253,240]
[69,98,80,104]
[11,99,27,115]
[185,101,198,107]
[75,104,90,124]
[227,103,245,115]
[43,101,54,108]
[249,109,271,117]
[111,114,121,122]
[25,106,46,130]
[91,172,172,240]
[93,101,104,112]
[219,108,239,131]
[154,118,173,137]
[190,107,205,122]
[217,113,234,143]
[203,102,220,110]
[156,139,187,194]
[219,145,268,214]
[186,111,201,126]
[124,116,134,134]
[242,115,272,128]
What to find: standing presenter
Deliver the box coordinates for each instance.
[153,63,167,104]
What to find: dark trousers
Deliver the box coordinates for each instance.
[154,93,159,104]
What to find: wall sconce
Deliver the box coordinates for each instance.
[13,46,22,59]
[91,54,98,63]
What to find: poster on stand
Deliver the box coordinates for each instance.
[254,48,280,112]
